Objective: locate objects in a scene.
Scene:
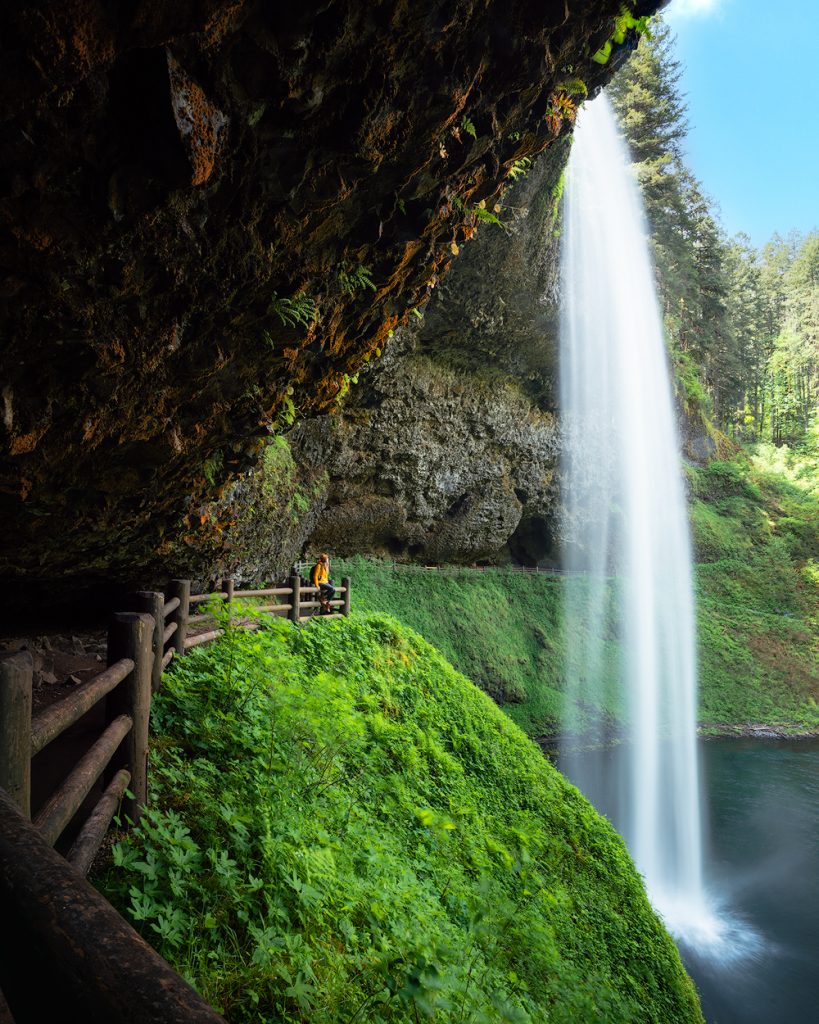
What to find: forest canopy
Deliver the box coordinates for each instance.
[608,19,818,446]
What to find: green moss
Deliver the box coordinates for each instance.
[258,435,325,525]
[687,446,819,731]
[340,442,818,735]
[337,560,629,738]
[99,614,702,1023]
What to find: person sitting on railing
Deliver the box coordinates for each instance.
[310,553,336,614]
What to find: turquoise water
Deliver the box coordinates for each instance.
[683,738,819,1024]
[560,738,819,1023]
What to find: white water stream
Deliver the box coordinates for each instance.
[559,94,727,949]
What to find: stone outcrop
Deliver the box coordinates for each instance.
[293,141,570,565]
[0,1,665,604]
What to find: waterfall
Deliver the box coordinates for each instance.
[559,93,714,945]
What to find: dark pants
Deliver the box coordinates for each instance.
[319,582,335,609]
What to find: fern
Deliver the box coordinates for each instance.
[474,206,503,228]
[460,115,477,140]
[508,156,532,181]
[270,292,317,329]
[339,264,377,297]
[554,76,588,98]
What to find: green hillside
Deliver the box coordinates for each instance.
[689,441,819,730]
[99,613,702,1024]
[340,441,818,736]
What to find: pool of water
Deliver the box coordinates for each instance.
[560,738,819,1023]
[682,738,819,1024]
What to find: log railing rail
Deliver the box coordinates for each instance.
[0,612,152,856]
[0,786,225,1023]
[168,575,352,652]
[0,571,351,1022]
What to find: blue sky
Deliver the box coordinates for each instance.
[663,0,819,244]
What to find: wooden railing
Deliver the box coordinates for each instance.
[0,612,151,866]
[0,572,352,1022]
[169,574,352,653]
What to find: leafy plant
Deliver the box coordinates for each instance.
[269,292,317,329]
[460,115,478,140]
[507,156,532,182]
[202,451,225,488]
[338,263,377,297]
[99,614,702,1023]
[592,6,652,65]
[544,92,578,136]
[554,76,588,99]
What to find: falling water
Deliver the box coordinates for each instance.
[559,93,719,946]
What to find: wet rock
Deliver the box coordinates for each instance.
[293,140,569,564]
[0,0,662,607]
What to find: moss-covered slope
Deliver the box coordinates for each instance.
[689,443,819,732]
[339,438,819,736]
[100,613,702,1023]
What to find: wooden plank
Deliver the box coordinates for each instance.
[30,658,133,757]
[289,575,300,625]
[0,787,226,1022]
[188,592,227,605]
[187,613,214,626]
[106,613,152,824]
[132,592,164,693]
[258,603,292,613]
[166,580,191,656]
[0,652,32,819]
[300,613,344,622]
[33,714,133,847]
[233,587,292,598]
[162,596,180,617]
[163,621,178,645]
[161,648,174,671]
[66,767,131,877]
[184,629,223,649]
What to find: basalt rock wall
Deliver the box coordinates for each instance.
[293,140,570,565]
[0,1,663,605]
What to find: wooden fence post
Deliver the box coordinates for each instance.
[342,576,351,616]
[132,591,164,693]
[0,652,32,819]
[167,579,190,656]
[288,575,301,624]
[106,613,153,825]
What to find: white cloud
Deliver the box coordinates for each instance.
[666,0,724,19]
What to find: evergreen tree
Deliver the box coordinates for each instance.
[608,20,733,423]
[608,21,817,445]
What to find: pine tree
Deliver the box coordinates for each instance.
[608,19,734,425]
[607,20,818,445]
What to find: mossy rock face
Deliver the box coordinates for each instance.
[0,0,659,605]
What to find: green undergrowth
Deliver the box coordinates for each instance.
[340,438,818,735]
[98,614,701,1024]
[336,561,601,737]
[687,442,819,731]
